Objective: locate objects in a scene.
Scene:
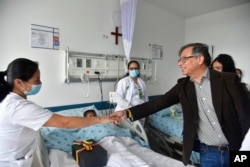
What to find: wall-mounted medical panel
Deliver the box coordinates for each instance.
[64,48,153,83]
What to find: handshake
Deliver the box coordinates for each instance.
[101,110,128,124]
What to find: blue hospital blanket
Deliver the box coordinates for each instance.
[40,123,133,152]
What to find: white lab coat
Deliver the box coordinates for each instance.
[0,92,53,167]
[114,76,148,111]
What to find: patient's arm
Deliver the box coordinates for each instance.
[43,114,118,128]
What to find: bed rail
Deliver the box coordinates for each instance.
[120,119,149,145]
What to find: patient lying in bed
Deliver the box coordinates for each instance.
[38,106,193,167]
[39,123,193,167]
[40,122,137,152]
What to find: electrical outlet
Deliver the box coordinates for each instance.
[86,59,91,68]
[76,58,83,68]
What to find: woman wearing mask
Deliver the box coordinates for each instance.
[211,54,236,73]
[0,58,119,167]
[114,60,148,112]
[211,54,250,95]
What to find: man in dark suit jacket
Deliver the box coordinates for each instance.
[112,43,250,166]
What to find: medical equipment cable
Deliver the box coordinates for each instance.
[86,77,89,97]
[96,72,106,113]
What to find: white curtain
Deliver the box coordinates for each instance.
[120,0,137,62]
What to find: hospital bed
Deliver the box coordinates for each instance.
[32,104,194,167]
[145,104,200,165]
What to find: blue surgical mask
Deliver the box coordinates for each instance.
[24,84,42,96]
[129,70,139,78]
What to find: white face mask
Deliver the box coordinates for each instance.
[24,83,42,95]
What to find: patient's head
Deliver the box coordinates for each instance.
[84,110,97,117]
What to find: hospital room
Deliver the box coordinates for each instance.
[0,0,250,167]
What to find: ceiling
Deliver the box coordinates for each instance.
[142,0,250,18]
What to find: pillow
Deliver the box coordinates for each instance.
[156,107,172,117]
[174,103,182,113]
[40,123,132,152]
[156,104,183,117]
[55,105,102,117]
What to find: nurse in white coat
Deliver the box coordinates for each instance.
[115,60,148,112]
[0,58,119,167]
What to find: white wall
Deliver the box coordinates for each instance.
[0,0,185,107]
[134,1,185,96]
[185,3,250,84]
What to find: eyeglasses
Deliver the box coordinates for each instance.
[178,55,196,63]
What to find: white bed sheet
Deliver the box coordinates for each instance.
[48,136,194,167]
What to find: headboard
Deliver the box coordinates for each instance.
[46,101,115,115]
[46,95,161,113]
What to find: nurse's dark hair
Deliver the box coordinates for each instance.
[127,60,140,70]
[0,58,38,102]
[178,43,211,67]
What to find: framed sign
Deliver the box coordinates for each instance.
[31,24,59,50]
[150,44,163,60]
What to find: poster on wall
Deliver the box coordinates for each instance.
[150,44,163,60]
[31,24,59,50]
